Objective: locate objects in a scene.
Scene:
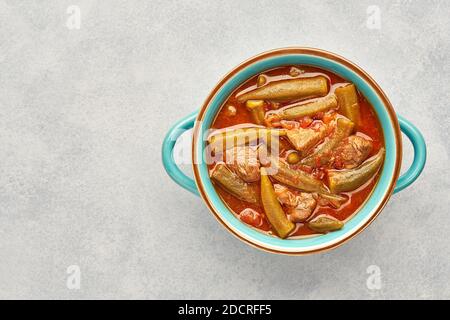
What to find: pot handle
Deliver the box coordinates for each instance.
[394,115,426,193]
[162,111,199,196]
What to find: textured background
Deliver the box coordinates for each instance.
[0,0,449,299]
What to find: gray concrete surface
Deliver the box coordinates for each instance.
[0,0,449,299]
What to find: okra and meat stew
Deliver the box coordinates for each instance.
[207,66,384,239]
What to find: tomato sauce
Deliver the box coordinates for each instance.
[208,66,384,238]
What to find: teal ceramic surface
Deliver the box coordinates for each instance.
[162,48,426,254]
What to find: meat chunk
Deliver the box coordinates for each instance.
[274,184,299,206]
[210,163,259,203]
[285,123,328,153]
[288,194,317,223]
[239,208,264,228]
[225,146,260,182]
[332,135,373,169]
[274,184,317,223]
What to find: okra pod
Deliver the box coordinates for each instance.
[237,76,329,103]
[319,192,347,209]
[246,100,266,125]
[210,163,259,204]
[208,128,286,154]
[327,148,385,193]
[275,94,338,120]
[335,84,360,126]
[308,215,344,233]
[260,167,295,238]
[301,117,354,167]
[268,156,328,193]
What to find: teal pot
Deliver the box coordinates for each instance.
[162,48,426,255]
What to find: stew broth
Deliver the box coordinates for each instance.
[207,66,384,238]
